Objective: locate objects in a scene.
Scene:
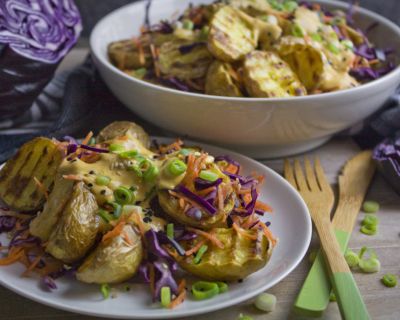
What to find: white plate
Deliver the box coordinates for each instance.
[0,139,311,319]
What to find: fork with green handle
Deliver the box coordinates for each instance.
[293,151,376,317]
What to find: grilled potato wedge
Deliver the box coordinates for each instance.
[277,36,325,91]
[205,61,243,97]
[29,175,74,241]
[176,227,273,281]
[97,121,150,148]
[243,51,306,97]
[45,182,100,263]
[76,224,143,284]
[208,6,259,62]
[228,0,276,17]
[0,137,64,211]
[108,39,152,70]
[158,40,213,80]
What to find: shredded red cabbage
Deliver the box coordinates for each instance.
[9,235,40,248]
[41,275,57,291]
[0,215,16,233]
[194,177,222,190]
[185,206,203,220]
[161,77,190,91]
[0,0,82,64]
[175,185,217,215]
[178,42,206,54]
[215,155,241,173]
[79,144,109,153]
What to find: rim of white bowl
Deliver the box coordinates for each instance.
[90,0,400,103]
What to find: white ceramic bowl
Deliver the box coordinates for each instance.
[90,0,400,158]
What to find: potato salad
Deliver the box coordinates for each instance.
[107,0,396,97]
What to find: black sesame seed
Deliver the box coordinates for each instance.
[88,183,93,187]
[100,190,106,195]
[143,217,151,223]
[89,170,95,175]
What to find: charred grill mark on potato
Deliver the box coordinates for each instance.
[205,60,243,97]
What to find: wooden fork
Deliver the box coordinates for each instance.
[284,157,370,320]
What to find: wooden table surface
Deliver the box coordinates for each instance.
[1,50,399,320]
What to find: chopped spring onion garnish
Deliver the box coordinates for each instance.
[361,215,379,228]
[282,0,298,12]
[216,282,228,293]
[166,223,174,239]
[193,245,208,264]
[98,209,113,223]
[182,19,194,30]
[341,39,354,50]
[199,170,219,182]
[292,23,304,37]
[167,159,187,176]
[114,187,134,205]
[311,33,322,42]
[100,283,110,299]
[358,247,381,273]
[327,43,340,54]
[119,150,139,159]
[329,292,337,302]
[360,224,377,236]
[344,249,360,268]
[381,274,397,288]
[308,250,317,263]
[129,165,143,177]
[143,164,159,182]
[191,281,219,300]
[254,292,276,312]
[238,314,254,320]
[134,68,147,79]
[106,202,122,219]
[161,286,171,307]
[109,144,125,153]
[179,148,192,156]
[95,175,111,186]
[362,201,380,213]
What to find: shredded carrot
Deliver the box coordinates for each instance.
[62,174,82,181]
[0,247,24,265]
[177,279,186,293]
[168,190,201,210]
[255,200,273,213]
[233,223,258,240]
[196,186,216,197]
[242,193,252,205]
[116,135,129,141]
[168,286,186,309]
[339,25,349,39]
[81,131,93,145]
[185,239,206,256]
[164,245,179,259]
[225,163,238,174]
[159,139,183,154]
[102,219,126,243]
[217,185,224,211]
[22,253,44,276]
[122,230,134,246]
[33,177,49,200]
[179,198,186,209]
[257,222,277,247]
[368,59,380,65]
[130,212,146,237]
[81,153,101,163]
[187,227,224,249]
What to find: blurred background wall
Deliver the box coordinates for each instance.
[75,0,400,38]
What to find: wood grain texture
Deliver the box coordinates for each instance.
[0,52,399,320]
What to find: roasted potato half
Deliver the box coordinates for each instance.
[108,39,152,70]
[158,40,213,80]
[0,137,64,211]
[228,0,275,17]
[45,182,100,264]
[205,61,243,97]
[208,6,259,62]
[176,227,273,281]
[97,121,150,148]
[76,224,143,284]
[243,51,306,97]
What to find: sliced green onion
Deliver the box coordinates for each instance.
[100,283,110,299]
[311,33,322,42]
[308,250,317,263]
[179,148,192,156]
[119,150,138,159]
[98,209,113,223]
[362,200,380,213]
[143,164,159,182]
[292,23,304,37]
[167,159,187,176]
[216,282,228,293]
[182,19,194,30]
[161,286,171,307]
[129,165,143,177]
[106,202,122,219]
[359,257,380,273]
[329,292,336,302]
[109,144,125,153]
[361,214,379,227]
[360,224,377,235]
[191,281,219,300]
[166,223,174,239]
[95,175,111,186]
[254,292,276,312]
[327,42,340,54]
[114,186,134,205]
[134,67,147,79]
[283,0,298,12]
[193,245,208,264]
[199,170,219,182]
[381,274,397,288]
[344,249,360,268]
[200,26,210,40]
[341,39,354,50]
[238,314,254,320]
